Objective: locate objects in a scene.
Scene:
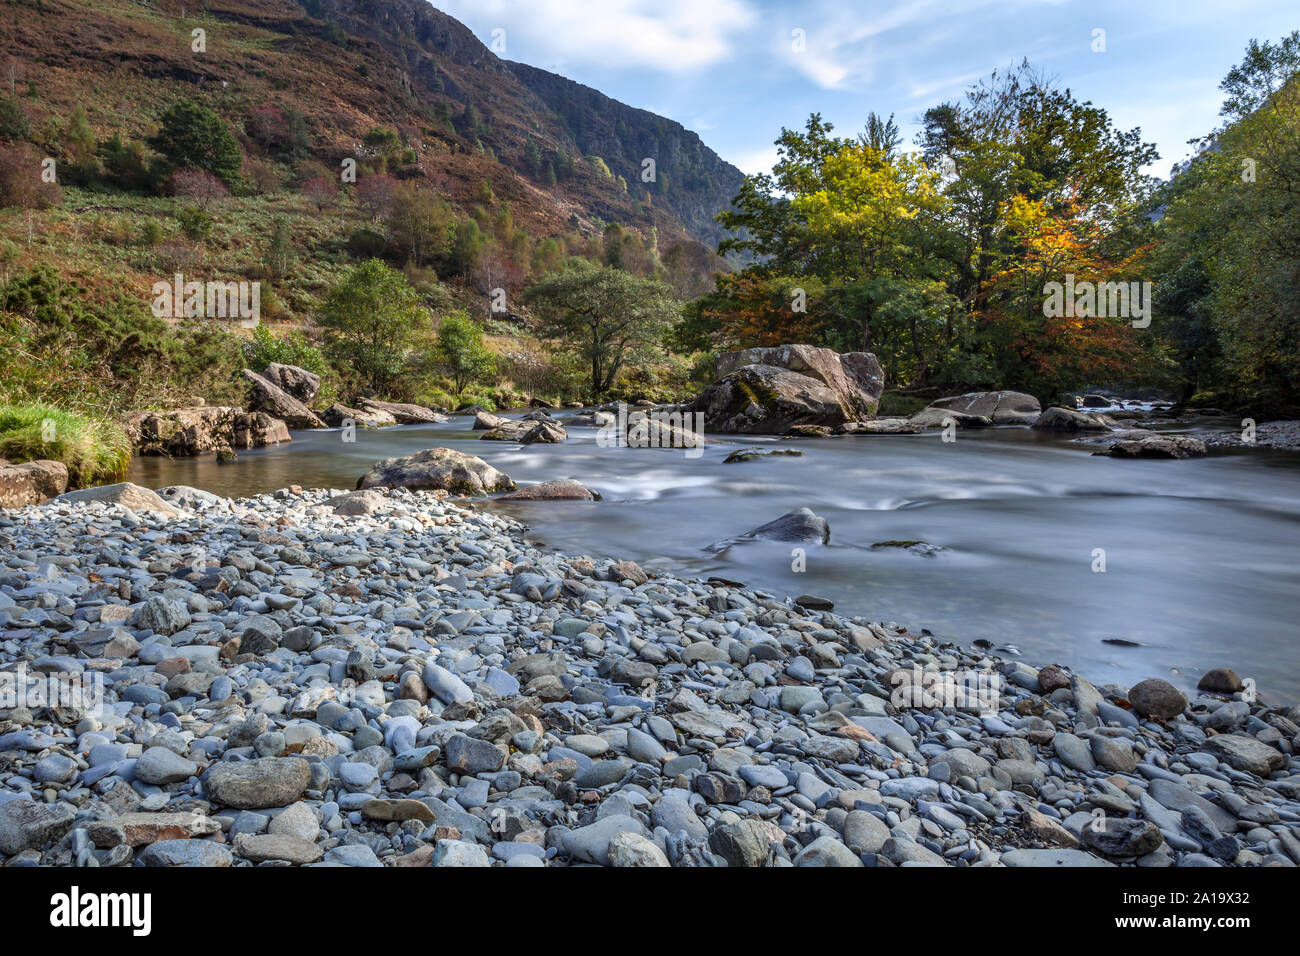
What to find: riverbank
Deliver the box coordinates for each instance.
[0,485,1296,867]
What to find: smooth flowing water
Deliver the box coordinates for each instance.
[129,412,1300,704]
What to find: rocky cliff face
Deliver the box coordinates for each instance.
[296,0,744,249]
[505,62,747,249]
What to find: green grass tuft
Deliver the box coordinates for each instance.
[0,404,131,488]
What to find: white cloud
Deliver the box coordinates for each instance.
[432,0,756,72]
[773,0,1077,91]
[732,144,781,176]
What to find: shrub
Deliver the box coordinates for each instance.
[301,175,337,212]
[0,95,30,141]
[345,227,392,261]
[170,168,228,210]
[176,206,214,241]
[98,135,151,192]
[242,324,327,375]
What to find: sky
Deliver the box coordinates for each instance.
[430,0,1299,180]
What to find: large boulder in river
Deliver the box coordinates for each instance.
[358,399,447,425]
[929,390,1041,424]
[322,403,396,428]
[261,363,320,403]
[243,369,327,430]
[356,448,516,496]
[0,459,68,508]
[745,507,831,544]
[125,406,290,456]
[1032,406,1116,432]
[520,421,567,444]
[688,344,884,434]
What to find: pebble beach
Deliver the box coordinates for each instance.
[1,483,1298,868]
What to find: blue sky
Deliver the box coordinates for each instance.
[431,0,1298,180]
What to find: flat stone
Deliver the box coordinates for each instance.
[234,833,323,864]
[138,839,233,867]
[1203,734,1284,776]
[203,757,311,810]
[134,746,199,785]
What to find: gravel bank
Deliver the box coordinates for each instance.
[1,485,1297,867]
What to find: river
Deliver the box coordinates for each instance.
[129,411,1300,705]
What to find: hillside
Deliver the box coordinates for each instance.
[0,0,749,414]
[0,0,743,253]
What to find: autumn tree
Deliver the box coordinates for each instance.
[356,173,398,223]
[301,176,338,213]
[388,182,453,266]
[170,168,228,211]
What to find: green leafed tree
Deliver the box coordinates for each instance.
[523,259,679,400]
[148,99,243,187]
[436,310,495,398]
[318,259,427,395]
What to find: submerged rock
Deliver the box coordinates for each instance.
[741,507,830,544]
